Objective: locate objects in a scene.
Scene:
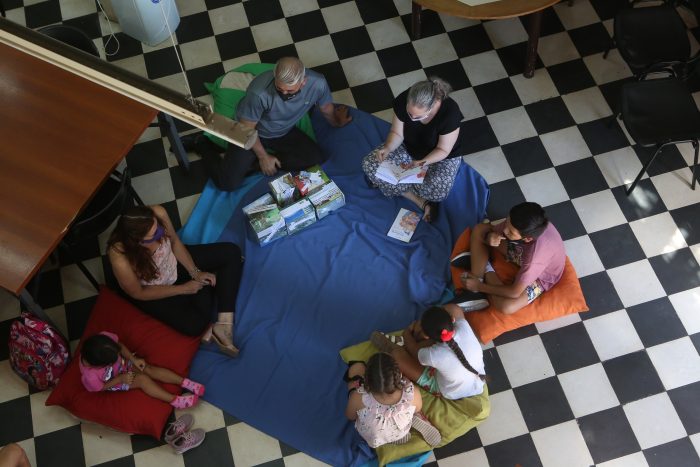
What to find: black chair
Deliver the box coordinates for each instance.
[60,168,144,290]
[37,24,99,56]
[605,2,696,79]
[619,77,700,195]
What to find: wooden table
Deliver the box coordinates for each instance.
[0,42,157,301]
[411,0,561,77]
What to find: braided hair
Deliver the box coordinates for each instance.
[364,352,404,394]
[420,307,486,381]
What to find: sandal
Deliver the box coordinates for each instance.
[421,200,439,223]
[211,321,240,358]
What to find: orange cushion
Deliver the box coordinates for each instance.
[45,287,201,438]
[451,228,588,343]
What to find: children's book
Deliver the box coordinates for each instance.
[387,208,420,242]
[242,194,287,245]
[280,198,317,235]
[269,172,297,207]
[308,181,345,219]
[375,160,427,185]
[294,165,330,196]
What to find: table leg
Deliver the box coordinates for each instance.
[524,10,544,78]
[159,112,190,171]
[412,2,422,40]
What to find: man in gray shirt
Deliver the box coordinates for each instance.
[196,57,352,191]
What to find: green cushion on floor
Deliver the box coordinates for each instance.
[340,336,490,467]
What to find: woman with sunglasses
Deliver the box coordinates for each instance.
[361,77,464,223]
[107,205,244,357]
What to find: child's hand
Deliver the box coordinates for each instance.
[131,356,146,371]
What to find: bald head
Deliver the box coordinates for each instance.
[274,57,305,86]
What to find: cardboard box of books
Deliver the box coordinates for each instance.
[280,198,317,235]
[293,165,330,197]
[308,180,345,219]
[269,172,297,207]
[242,193,287,245]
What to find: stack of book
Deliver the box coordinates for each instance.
[242,193,288,246]
[243,166,346,244]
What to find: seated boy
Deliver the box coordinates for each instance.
[455,202,566,315]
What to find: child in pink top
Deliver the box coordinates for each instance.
[79,332,205,409]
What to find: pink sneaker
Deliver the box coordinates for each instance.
[170,393,198,409]
[169,428,206,454]
[181,378,205,396]
[164,413,195,443]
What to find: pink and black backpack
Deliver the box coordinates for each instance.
[9,312,70,390]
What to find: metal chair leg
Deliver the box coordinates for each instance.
[692,140,698,190]
[626,145,663,195]
[603,37,615,59]
[59,243,101,291]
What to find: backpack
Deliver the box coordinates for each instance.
[9,312,70,390]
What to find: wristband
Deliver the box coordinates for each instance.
[190,267,201,280]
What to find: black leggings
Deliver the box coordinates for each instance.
[125,243,244,337]
[196,126,327,192]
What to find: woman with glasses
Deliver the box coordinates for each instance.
[361,77,464,222]
[107,205,244,357]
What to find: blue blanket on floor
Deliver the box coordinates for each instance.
[186,108,489,466]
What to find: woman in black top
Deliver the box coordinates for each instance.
[362,77,463,222]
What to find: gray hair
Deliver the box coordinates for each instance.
[407,76,452,109]
[274,57,306,86]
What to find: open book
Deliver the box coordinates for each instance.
[387,208,420,242]
[375,160,427,185]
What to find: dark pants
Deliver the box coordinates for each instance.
[125,243,244,337]
[196,127,327,191]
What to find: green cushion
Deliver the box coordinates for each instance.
[340,335,490,467]
[203,63,316,149]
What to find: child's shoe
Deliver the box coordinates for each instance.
[169,428,206,454]
[164,414,195,444]
[170,394,198,409]
[412,412,441,447]
[181,378,205,396]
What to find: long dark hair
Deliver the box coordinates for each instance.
[364,352,404,394]
[82,334,120,367]
[421,306,485,381]
[107,205,167,282]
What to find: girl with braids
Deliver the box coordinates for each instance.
[361,77,464,222]
[371,304,485,400]
[108,205,244,357]
[344,352,441,448]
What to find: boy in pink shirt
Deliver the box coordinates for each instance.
[458,202,566,315]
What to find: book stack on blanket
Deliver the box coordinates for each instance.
[245,166,345,244]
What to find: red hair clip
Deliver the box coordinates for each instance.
[440,329,455,342]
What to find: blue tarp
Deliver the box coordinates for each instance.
[185,108,489,466]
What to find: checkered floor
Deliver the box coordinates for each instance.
[2,0,700,465]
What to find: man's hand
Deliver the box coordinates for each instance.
[334,104,352,127]
[486,231,505,247]
[259,154,282,176]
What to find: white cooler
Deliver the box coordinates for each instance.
[110,0,180,47]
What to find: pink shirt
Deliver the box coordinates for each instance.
[141,237,178,286]
[79,332,124,392]
[494,221,565,291]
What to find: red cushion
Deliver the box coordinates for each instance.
[45,287,200,438]
[451,228,589,343]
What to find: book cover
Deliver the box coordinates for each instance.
[269,173,297,207]
[308,181,345,219]
[375,160,427,185]
[280,198,317,235]
[293,165,330,196]
[387,208,420,242]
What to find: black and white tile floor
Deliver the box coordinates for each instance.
[2,0,700,465]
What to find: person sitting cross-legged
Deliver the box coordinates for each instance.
[457,202,566,315]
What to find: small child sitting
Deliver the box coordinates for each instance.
[79,332,204,409]
[372,304,486,400]
[344,352,441,448]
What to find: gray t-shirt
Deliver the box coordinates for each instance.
[417,319,485,400]
[237,69,332,139]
